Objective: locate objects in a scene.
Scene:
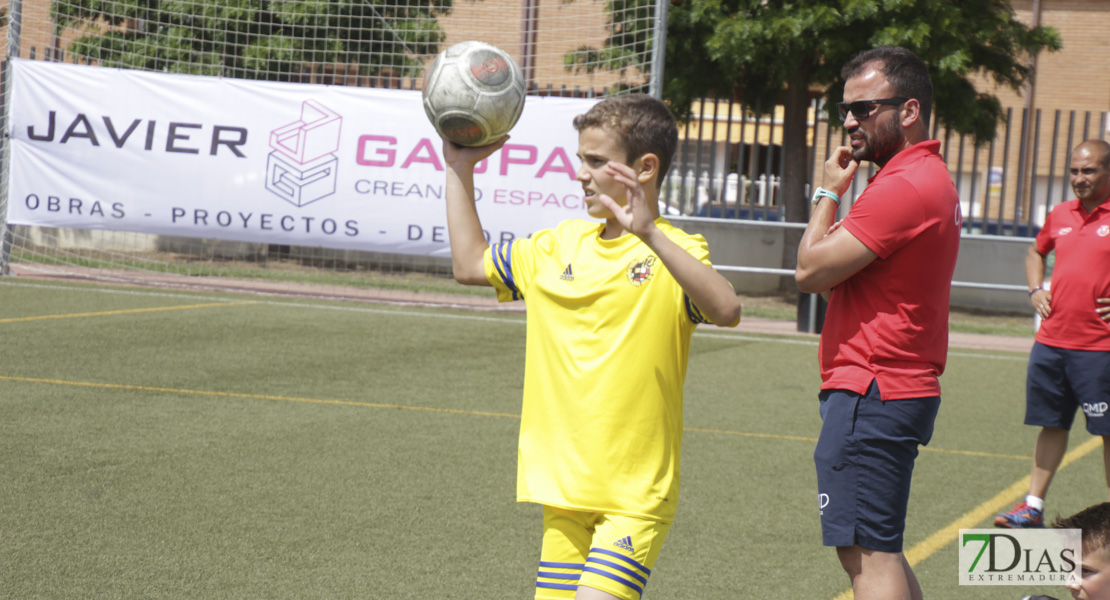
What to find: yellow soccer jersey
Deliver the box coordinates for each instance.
[484,217,727,523]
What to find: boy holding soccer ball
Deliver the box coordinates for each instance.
[440,94,741,600]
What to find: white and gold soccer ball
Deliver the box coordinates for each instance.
[422,41,526,147]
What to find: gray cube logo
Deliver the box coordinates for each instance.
[266,100,343,207]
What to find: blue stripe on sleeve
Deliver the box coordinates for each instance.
[490,241,521,300]
[684,293,710,324]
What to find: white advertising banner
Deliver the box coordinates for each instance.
[7,58,597,256]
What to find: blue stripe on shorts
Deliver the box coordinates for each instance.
[536,560,582,593]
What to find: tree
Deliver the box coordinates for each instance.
[52,0,452,81]
[574,0,1061,281]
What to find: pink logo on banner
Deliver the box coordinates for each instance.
[265,100,343,207]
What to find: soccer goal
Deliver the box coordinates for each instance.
[0,0,666,299]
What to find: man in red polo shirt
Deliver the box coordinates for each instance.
[995,140,1110,529]
[796,46,961,600]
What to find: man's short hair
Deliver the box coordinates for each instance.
[1075,139,1110,169]
[842,46,933,130]
[572,94,678,189]
[1054,501,1110,559]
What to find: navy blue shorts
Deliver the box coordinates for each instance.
[1026,341,1110,436]
[814,381,940,553]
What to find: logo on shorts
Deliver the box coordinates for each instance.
[613,536,635,553]
[818,493,830,516]
[626,256,656,286]
[1083,402,1108,418]
[1099,225,1110,237]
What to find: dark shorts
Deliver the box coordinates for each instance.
[814,381,940,553]
[1026,341,1110,436]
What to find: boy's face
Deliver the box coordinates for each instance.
[576,126,635,219]
[1068,549,1110,600]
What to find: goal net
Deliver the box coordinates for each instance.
[0,0,663,301]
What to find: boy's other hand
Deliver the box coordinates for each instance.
[598,161,655,238]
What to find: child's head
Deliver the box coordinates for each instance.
[1055,502,1110,599]
[572,94,678,191]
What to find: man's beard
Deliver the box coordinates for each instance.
[851,115,905,167]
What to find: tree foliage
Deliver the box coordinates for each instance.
[52,0,452,80]
[577,0,1060,238]
[667,0,1062,144]
[563,0,656,89]
[575,0,1061,282]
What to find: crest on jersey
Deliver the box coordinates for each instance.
[626,255,657,286]
[1099,225,1110,237]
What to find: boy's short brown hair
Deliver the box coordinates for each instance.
[1054,501,1110,559]
[572,94,678,190]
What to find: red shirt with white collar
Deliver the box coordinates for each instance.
[819,140,962,400]
[1035,198,1110,350]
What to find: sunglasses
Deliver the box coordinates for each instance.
[836,97,908,122]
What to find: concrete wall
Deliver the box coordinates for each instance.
[671,216,1036,315]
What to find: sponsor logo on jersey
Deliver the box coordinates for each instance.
[626,256,656,286]
[1058,227,1073,237]
[560,264,574,281]
[613,535,635,553]
[1098,224,1110,237]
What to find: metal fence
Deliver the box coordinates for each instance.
[662,97,1110,238]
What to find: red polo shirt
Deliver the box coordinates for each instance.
[1035,199,1110,351]
[819,140,962,400]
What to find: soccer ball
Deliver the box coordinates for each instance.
[422,41,526,147]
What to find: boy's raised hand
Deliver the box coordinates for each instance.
[442,135,509,169]
[597,160,656,238]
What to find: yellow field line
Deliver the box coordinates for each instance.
[0,301,258,323]
[831,435,1104,600]
[686,427,1028,460]
[2,374,1037,463]
[918,446,1029,461]
[0,375,523,419]
[684,426,817,443]
[0,376,1037,460]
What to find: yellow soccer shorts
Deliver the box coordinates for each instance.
[534,506,671,600]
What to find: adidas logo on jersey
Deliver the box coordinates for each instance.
[560,264,574,281]
[613,536,634,552]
